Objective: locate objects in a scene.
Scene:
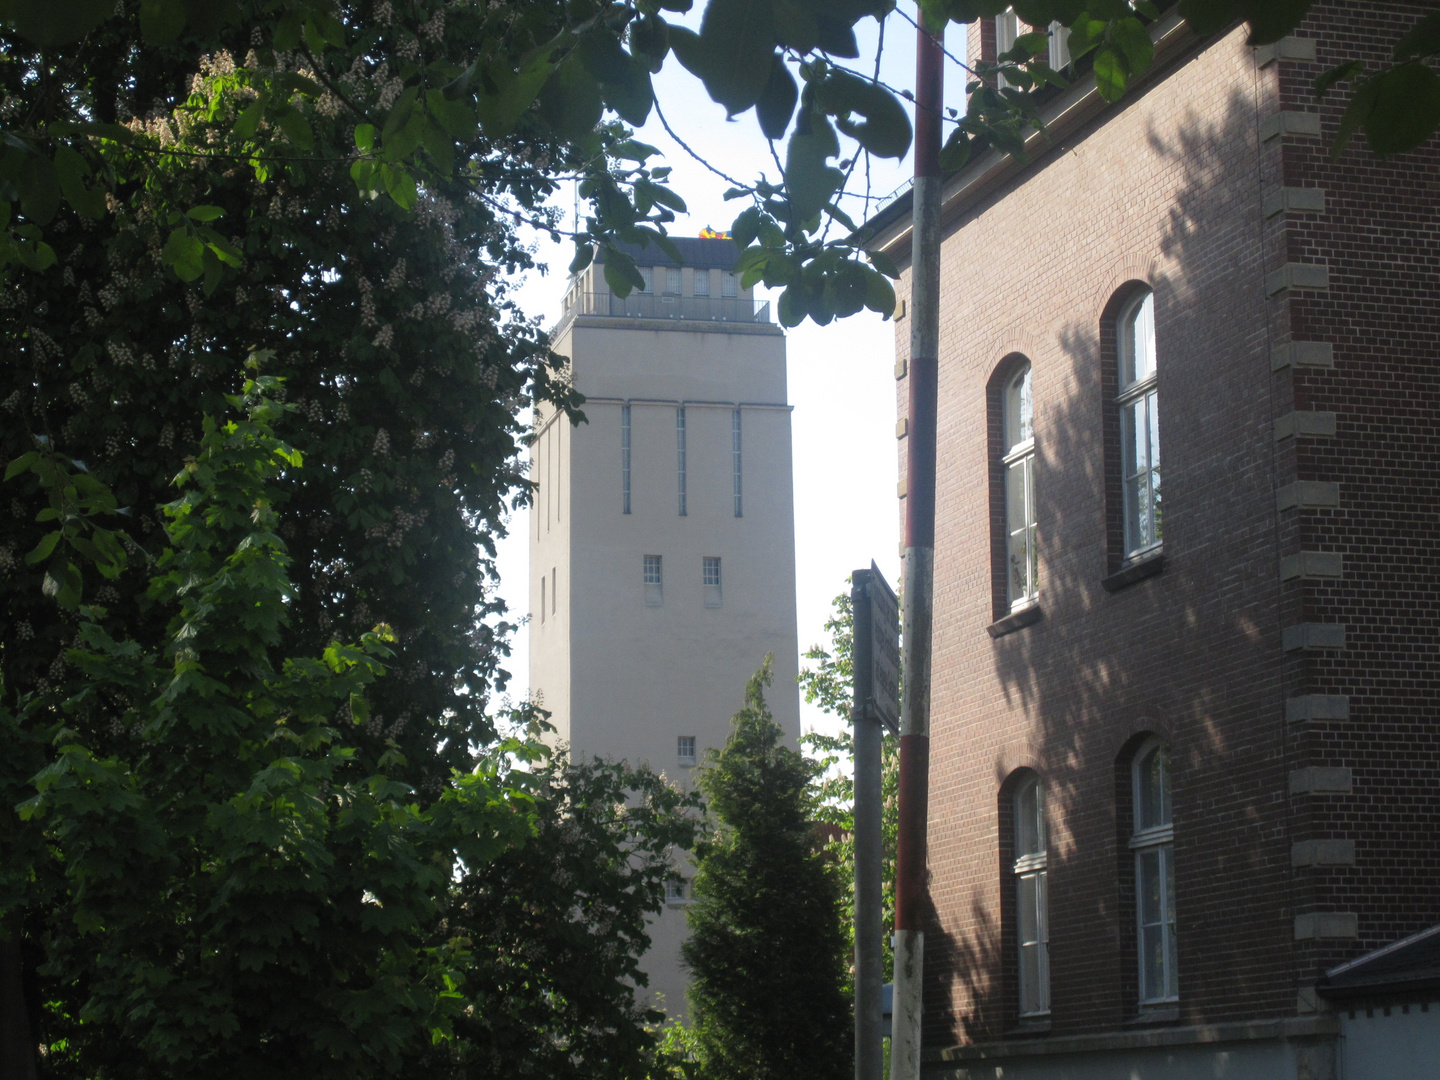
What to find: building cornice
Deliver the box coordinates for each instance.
[872,10,1202,266]
[553,312,785,339]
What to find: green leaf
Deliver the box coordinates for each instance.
[234,91,271,140]
[53,146,106,218]
[569,243,595,274]
[537,58,605,142]
[821,70,912,159]
[1314,60,1363,98]
[139,0,186,43]
[602,248,645,296]
[1394,11,1440,61]
[1333,71,1381,157]
[474,58,553,137]
[202,247,224,296]
[1092,45,1127,101]
[0,0,112,45]
[380,164,418,210]
[1111,16,1154,74]
[276,108,314,151]
[354,123,376,152]
[4,451,39,480]
[785,112,845,222]
[863,265,896,316]
[1243,0,1315,46]
[25,530,60,565]
[697,0,778,115]
[1360,62,1440,157]
[867,248,900,279]
[756,55,799,141]
[17,153,61,225]
[162,227,205,281]
[186,204,225,222]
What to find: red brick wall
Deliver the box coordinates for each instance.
[891,5,1440,1050]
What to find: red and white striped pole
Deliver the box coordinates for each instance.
[889,12,942,1080]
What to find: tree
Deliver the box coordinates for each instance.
[1,380,700,1077]
[799,587,900,994]
[683,657,851,1080]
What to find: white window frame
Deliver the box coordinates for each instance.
[1130,738,1177,1005]
[995,8,1020,88]
[1003,364,1037,611]
[638,266,653,293]
[1013,776,1050,1018]
[677,735,697,767]
[693,268,710,296]
[665,266,682,295]
[721,270,738,298]
[1118,289,1160,558]
[1048,20,1070,69]
[665,877,690,905]
[644,554,663,606]
[703,556,722,608]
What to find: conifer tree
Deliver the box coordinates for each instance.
[683,657,851,1080]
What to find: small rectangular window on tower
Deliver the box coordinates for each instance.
[621,405,631,515]
[721,271,738,298]
[644,554,663,606]
[693,269,710,296]
[666,267,682,294]
[665,878,690,905]
[677,735,697,767]
[703,556,722,608]
[731,409,743,518]
[676,407,688,516]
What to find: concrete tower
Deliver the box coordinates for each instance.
[529,236,800,1019]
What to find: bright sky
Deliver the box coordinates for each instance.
[494,10,968,740]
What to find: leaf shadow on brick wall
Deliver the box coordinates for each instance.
[923,91,1302,1048]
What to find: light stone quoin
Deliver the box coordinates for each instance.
[530,238,800,1024]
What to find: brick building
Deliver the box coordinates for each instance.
[869,5,1440,1077]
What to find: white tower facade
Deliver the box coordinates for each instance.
[529,237,800,1020]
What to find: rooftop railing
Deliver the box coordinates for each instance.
[564,290,771,324]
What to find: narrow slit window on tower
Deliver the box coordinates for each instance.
[540,575,546,623]
[644,554,663,606]
[1014,776,1050,1017]
[677,407,688,516]
[732,409,743,518]
[703,556,722,608]
[551,567,557,615]
[621,404,632,515]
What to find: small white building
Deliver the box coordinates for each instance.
[529,236,801,1019]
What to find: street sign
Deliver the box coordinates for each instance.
[861,562,899,734]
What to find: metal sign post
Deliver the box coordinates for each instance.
[853,563,899,1080]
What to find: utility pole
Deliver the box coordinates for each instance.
[853,564,898,1080]
[889,14,942,1080]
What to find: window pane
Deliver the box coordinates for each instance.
[666,267,682,294]
[1164,846,1178,997]
[1004,365,1032,451]
[1137,744,1171,830]
[693,269,710,296]
[721,271,738,298]
[1121,291,1155,387]
[639,266,653,293]
[1015,780,1042,856]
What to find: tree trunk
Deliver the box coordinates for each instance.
[0,930,37,1080]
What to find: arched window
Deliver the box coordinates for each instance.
[1131,739,1176,1004]
[1014,775,1049,1017]
[1118,290,1160,557]
[1004,364,1037,609]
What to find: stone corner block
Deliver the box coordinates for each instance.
[1282,624,1346,651]
[1270,340,1334,370]
[1292,839,1356,867]
[1295,912,1358,940]
[1290,767,1353,795]
[1286,695,1350,722]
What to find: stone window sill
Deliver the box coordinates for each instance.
[1005,1018,1052,1038]
[1127,1005,1180,1026]
[1103,551,1165,592]
[988,604,1044,638]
